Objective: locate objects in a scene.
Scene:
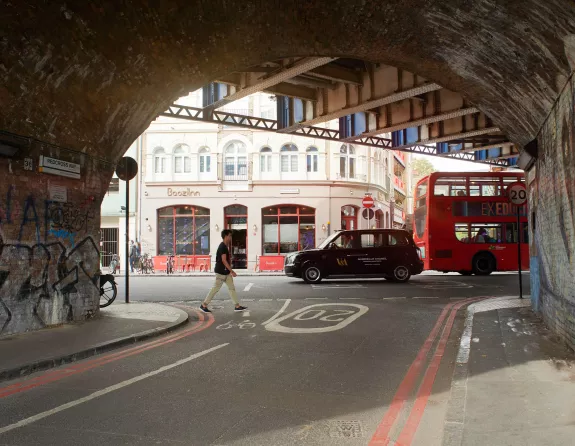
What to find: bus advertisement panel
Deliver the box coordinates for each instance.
[412,172,529,275]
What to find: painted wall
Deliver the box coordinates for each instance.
[0,146,109,336]
[530,75,575,350]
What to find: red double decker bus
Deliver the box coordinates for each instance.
[413,172,529,275]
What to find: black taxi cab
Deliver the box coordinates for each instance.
[284,229,423,283]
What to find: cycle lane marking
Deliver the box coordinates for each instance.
[0,343,229,436]
[0,310,213,399]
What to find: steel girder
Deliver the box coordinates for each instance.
[160,103,512,167]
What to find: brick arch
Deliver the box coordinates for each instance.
[1,0,574,165]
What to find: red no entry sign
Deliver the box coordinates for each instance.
[362,196,374,208]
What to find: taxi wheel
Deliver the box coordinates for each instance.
[302,265,323,284]
[391,265,411,283]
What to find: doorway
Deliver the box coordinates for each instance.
[224,205,248,269]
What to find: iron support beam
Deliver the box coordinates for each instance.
[161,103,511,167]
[205,57,335,111]
[439,142,514,156]
[278,83,443,133]
[346,107,479,140]
[306,64,363,85]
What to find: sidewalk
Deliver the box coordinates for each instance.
[443,297,575,445]
[0,302,189,382]
[110,270,285,277]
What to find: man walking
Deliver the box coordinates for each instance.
[200,229,247,313]
[129,240,137,273]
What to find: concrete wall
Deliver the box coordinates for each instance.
[0,144,109,336]
[529,74,575,349]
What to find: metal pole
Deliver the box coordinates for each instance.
[517,211,523,299]
[125,175,130,303]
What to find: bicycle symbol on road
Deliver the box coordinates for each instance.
[216,320,256,330]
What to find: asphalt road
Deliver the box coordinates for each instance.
[0,273,529,445]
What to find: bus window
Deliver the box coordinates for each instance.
[469,177,501,197]
[455,223,470,243]
[416,181,428,199]
[434,177,467,196]
[471,223,503,243]
[504,222,530,243]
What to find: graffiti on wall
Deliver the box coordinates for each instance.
[0,187,99,335]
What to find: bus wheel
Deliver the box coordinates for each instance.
[458,271,473,276]
[303,265,323,284]
[472,253,495,276]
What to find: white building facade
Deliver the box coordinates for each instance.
[136,91,412,271]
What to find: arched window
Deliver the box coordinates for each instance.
[262,205,315,254]
[157,206,210,256]
[199,147,211,173]
[260,146,272,173]
[280,143,298,173]
[339,144,356,179]
[224,141,248,180]
[306,147,318,173]
[153,147,167,174]
[341,205,359,230]
[173,145,191,174]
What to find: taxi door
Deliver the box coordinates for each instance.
[355,232,389,275]
[325,232,356,276]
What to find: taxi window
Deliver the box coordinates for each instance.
[333,234,354,248]
[361,233,385,248]
[388,233,410,246]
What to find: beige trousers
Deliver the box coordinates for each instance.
[203,273,239,306]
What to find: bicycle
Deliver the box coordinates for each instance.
[138,253,155,274]
[99,272,118,308]
[108,253,120,274]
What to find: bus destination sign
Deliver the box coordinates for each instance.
[452,201,527,217]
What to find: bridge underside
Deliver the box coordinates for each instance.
[0,0,573,346]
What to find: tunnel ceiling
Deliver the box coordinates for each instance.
[1,0,574,163]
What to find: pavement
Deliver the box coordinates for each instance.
[1,274,574,445]
[0,303,189,382]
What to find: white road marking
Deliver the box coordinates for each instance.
[261,298,292,326]
[243,299,255,302]
[265,303,369,334]
[305,297,328,300]
[339,297,361,300]
[413,296,438,299]
[0,343,229,435]
[243,283,254,292]
[260,298,273,302]
[243,311,251,317]
[382,297,405,300]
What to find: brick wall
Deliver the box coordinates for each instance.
[530,75,575,350]
[0,139,112,336]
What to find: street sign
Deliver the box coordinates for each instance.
[116,156,138,181]
[362,208,375,220]
[506,182,527,206]
[506,181,527,300]
[362,196,374,208]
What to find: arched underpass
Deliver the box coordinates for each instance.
[0,0,574,354]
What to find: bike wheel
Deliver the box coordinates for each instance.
[100,277,117,308]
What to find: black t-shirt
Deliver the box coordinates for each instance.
[214,242,230,275]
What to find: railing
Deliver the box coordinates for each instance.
[394,175,405,191]
[223,160,248,181]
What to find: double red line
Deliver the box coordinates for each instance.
[370,297,489,446]
[0,310,214,399]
